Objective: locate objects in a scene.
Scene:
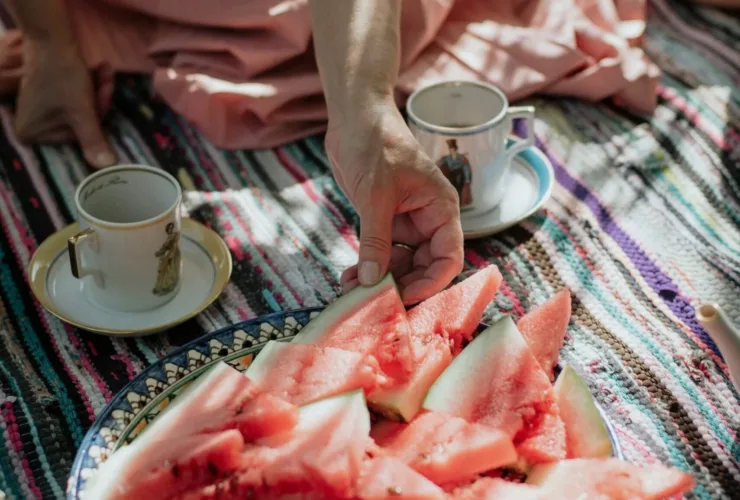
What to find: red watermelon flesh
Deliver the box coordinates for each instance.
[245,341,379,405]
[526,458,696,499]
[368,333,452,422]
[515,411,567,466]
[423,316,555,439]
[517,289,571,381]
[293,273,415,385]
[451,477,545,500]
[251,390,372,498]
[375,411,517,485]
[355,457,446,499]
[96,430,245,500]
[407,265,503,351]
[203,392,299,442]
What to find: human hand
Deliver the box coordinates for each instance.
[326,97,464,304]
[15,38,116,168]
[0,31,23,96]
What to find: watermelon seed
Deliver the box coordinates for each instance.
[387,486,403,496]
[171,463,180,478]
[208,461,219,476]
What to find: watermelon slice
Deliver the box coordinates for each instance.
[517,289,571,380]
[368,333,452,422]
[82,362,297,500]
[553,364,612,459]
[84,430,245,500]
[355,457,446,499]
[245,341,379,405]
[451,477,545,500]
[422,316,555,438]
[257,389,372,497]
[292,273,415,385]
[526,458,696,499]
[374,410,517,484]
[407,265,503,351]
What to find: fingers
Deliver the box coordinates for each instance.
[356,192,394,287]
[68,93,117,169]
[95,64,114,117]
[400,218,463,305]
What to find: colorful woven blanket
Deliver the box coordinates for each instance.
[0,1,738,499]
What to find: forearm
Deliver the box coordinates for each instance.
[6,0,77,45]
[309,0,401,121]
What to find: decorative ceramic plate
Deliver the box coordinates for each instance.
[67,308,623,499]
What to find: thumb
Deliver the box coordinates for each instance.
[357,199,394,287]
[69,99,117,169]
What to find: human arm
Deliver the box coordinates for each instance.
[309,0,464,304]
[5,0,116,168]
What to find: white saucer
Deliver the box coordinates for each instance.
[461,144,554,239]
[29,219,232,336]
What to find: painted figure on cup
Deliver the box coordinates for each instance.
[152,222,181,296]
[437,139,473,207]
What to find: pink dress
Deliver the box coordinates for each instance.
[65,0,659,149]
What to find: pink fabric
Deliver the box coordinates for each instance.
[65,0,659,149]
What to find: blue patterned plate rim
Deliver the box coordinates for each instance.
[67,307,622,499]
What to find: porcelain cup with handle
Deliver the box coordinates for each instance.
[406,80,535,217]
[68,165,183,313]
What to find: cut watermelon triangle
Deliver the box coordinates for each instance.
[423,316,555,438]
[407,265,503,351]
[292,273,415,385]
[526,458,696,499]
[368,333,452,422]
[517,289,572,381]
[245,340,379,406]
[553,364,612,459]
[374,410,517,485]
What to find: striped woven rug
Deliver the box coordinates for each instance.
[0,0,738,498]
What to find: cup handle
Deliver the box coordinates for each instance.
[67,228,96,280]
[505,106,536,159]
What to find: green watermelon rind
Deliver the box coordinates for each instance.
[292,273,398,345]
[553,364,612,459]
[422,315,524,415]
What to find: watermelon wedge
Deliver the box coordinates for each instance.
[422,316,555,439]
[256,389,372,497]
[368,333,452,422]
[517,289,571,380]
[245,340,379,405]
[374,411,517,484]
[526,458,696,499]
[355,457,446,499]
[84,430,245,500]
[407,265,503,351]
[82,362,297,500]
[292,273,415,385]
[553,364,612,459]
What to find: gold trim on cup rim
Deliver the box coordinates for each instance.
[75,165,183,231]
[28,218,232,336]
[406,80,510,137]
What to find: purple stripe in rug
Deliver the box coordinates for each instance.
[533,136,721,358]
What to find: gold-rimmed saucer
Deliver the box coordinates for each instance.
[28,218,232,336]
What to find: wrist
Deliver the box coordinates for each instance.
[327,89,397,129]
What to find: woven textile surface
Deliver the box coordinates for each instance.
[0,0,739,498]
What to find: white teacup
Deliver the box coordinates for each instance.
[406,81,535,217]
[68,165,183,313]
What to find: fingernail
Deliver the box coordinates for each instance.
[359,261,380,286]
[94,152,116,168]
